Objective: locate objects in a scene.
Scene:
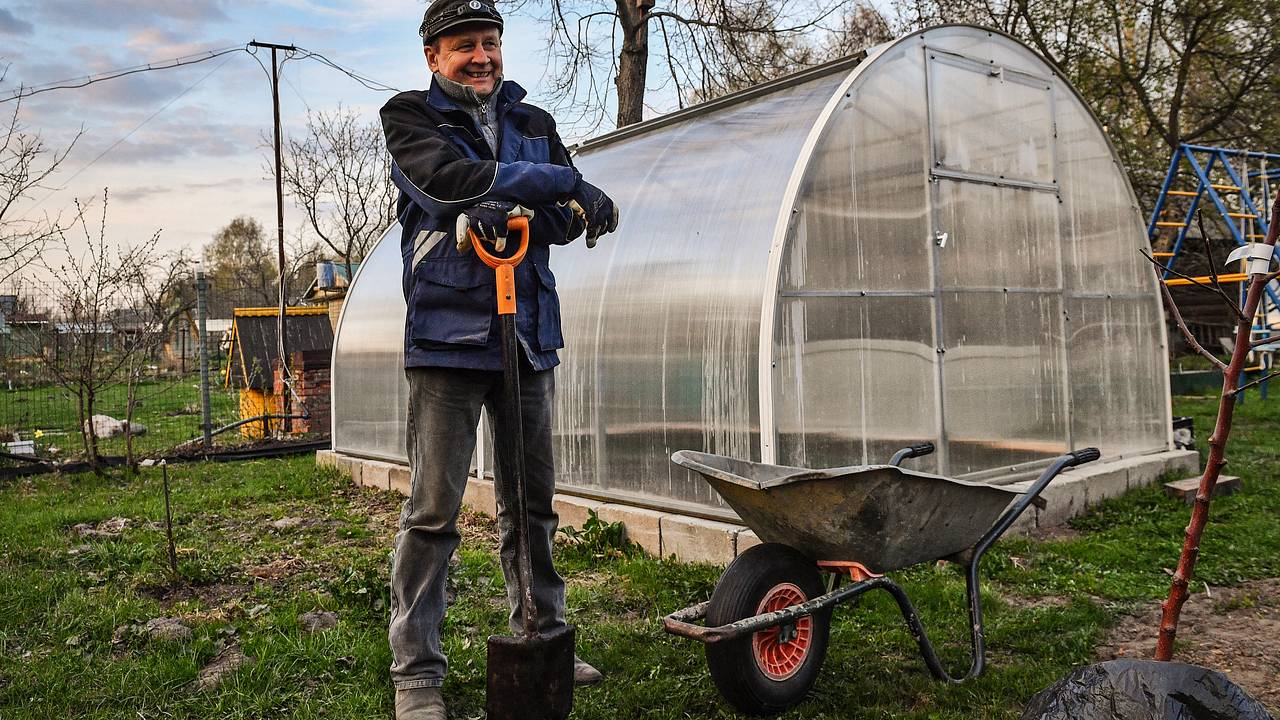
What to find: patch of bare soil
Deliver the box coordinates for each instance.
[245,555,308,581]
[1097,578,1280,713]
[140,581,250,608]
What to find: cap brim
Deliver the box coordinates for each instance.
[425,17,503,42]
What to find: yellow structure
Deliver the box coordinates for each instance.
[224,306,333,439]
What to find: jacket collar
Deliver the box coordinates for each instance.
[426,77,527,114]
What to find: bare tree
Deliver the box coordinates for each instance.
[116,251,193,471]
[0,67,82,282]
[37,190,166,474]
[523,0,872,130]
[279,107,394,278]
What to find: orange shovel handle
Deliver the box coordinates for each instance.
[469,215,531,316]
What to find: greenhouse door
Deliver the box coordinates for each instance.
[925,47,1070,476]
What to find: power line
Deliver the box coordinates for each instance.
[1,43,400,104]
[17,53,238,220]
[289,46,401,93]
[0,47,244,103]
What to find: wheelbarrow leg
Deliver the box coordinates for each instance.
[895,448,1103,683]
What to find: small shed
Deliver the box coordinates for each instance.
[225,306,333,437]
[331,25,1172,518]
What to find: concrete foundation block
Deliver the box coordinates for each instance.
[998,482,1040,534]
[553,494,603,530]
[462,475,497,516]
[734,528,762,556]
[660,515,740,565]
[1035,474,1089,529]
[1080,465,1131,505]
[315,449,339,470]
[1162,449,1201,478]
[340,455,362,486]
[1123,455,1169,490]
[595,504,664,556]
[361,459,392,491]
[389,465,411,496]
[329,453,353,479]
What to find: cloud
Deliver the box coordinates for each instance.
[36,0,231,30]
[0,8,34,35]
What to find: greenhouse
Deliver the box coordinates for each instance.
[330,25,1176,521]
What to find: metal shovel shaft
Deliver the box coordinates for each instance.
[472,218,576,720]
[497,312,538,635]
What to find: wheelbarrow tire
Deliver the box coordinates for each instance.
[705,543,831,716]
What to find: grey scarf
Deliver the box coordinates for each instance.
[434,71,502,157]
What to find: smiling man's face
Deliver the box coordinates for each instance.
[425,24,503,96]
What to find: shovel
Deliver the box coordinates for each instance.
[469,215,576,720]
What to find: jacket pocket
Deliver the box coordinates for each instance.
[519,135,552,163]
[410,259,494,347]
[533,263,564,351]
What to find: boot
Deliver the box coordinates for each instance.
[574,655,603,687]
[395,687,446,720]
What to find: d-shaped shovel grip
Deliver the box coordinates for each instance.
[469,215,531,316]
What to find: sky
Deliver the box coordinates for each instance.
[0,0,635,273]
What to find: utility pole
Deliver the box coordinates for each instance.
[249,40,297,436]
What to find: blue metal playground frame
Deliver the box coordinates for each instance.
[1146,143,1280,332]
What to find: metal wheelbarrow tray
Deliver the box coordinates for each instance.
[671,449,1027,571]
[664,443,1100,717]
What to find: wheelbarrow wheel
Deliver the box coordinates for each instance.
[705,543,831,716]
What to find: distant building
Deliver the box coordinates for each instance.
[224,306,333,438]
[300,260,360,331]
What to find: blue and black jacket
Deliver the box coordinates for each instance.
[380,79,584,371]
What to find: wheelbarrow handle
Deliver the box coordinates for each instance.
[889,442,935,467]
[1067,447,1101,466]
[469,216,531,317]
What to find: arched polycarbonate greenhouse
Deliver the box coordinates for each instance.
[330,25,1178,521]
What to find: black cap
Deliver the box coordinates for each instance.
[419,0,504,44]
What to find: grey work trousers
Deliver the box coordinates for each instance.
[388,362,566,689]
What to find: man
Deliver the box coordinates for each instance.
[379,1,619,718]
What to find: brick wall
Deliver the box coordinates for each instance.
[272,349,331,436]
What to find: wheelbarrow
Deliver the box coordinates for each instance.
[663,443,1100,716]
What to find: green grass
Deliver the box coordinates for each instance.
[0,376,254,459]
[0,394,1276,718]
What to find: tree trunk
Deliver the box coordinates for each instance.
[615,1,650,127]
[125,366,139,474]
[86,386,102,476]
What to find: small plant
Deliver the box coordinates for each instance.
[557,510,636,560]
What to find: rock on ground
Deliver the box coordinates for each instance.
[84,414,147,438]
[299,610,339,633]
[72,517,131,540]
[193,645,254,691]
[142,617,192,642]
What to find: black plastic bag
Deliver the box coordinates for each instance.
[1022,660,1273,720]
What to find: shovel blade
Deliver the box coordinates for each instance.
[486,624,575,720]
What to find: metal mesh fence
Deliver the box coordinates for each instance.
[0,271,334,464]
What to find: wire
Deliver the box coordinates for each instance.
[289,46,401,93]
[0,46,244,103]
[17,53,237,219]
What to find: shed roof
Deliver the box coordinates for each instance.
[226,306,332,390]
